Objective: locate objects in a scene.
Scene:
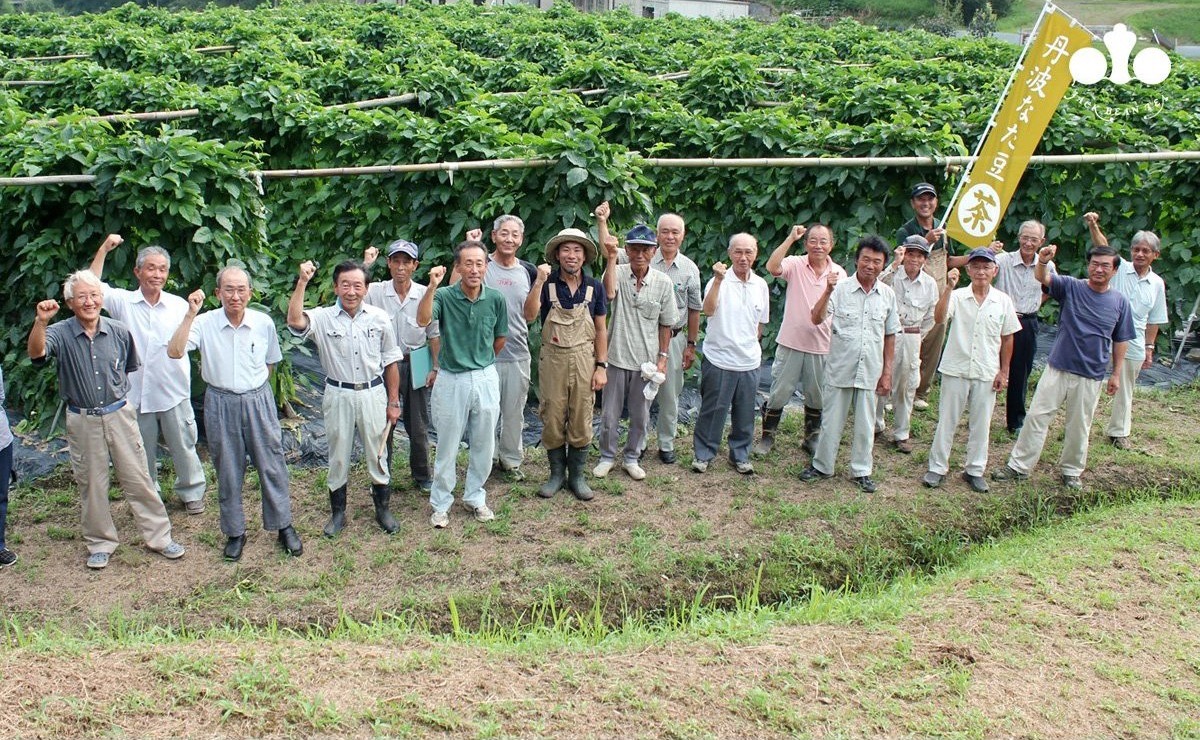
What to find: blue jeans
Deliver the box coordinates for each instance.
[0,442,12,550]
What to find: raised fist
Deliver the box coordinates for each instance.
[894,246,906,263]
[602,235,618,260]
[101,233,124,253]
[927,227,945,244]
[298,260,317,282]
[946,268,960,285]
[536,263,552,281]
[988,240,1004,253]
[1039,244,1057,262]
[1082,212,1099,226]
[35,299,60,321]
[594,201,610,222]
[826,271,841,291]
[466,228,483,243]
[187,289,205,314]
[428,265,447,286]
[712,261,727,279]
[363,245,379,267]
[790,224,806,242]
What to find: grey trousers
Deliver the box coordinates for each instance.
[137,398,206,503]
[654,331,688,452]
[495,359,530,470]
[812,385,878,478]
[599,366,650,464]
[692,358,758,464]
[204,384,293,537]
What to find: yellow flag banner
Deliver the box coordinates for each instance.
[946,8,1093,247]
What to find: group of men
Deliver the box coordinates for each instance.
[17,185,1167,568]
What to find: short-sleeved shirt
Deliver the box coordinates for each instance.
[824,276,900,390]
[102,285,192,413]
[430,283,508,374]
[1111,261,1168,362]
[896,218,948,253]
[294,302,402,383]
[880,265,939,333]
[538,272,607,323]
[994,251,1056,314]
[774,254,846,354]
[701,271,770,372]
[651,251,702,332]
[939,286,1022,381]
[0,367,14,451]
[365,280,440,353]
[486,260,533,363]
[186,308,282,393]
[39,317,139,408]
[607,265,680,371]
[1046,274,1136,381]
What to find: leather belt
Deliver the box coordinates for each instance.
[326,376,383,391]
[67,399,127,416]
[901,327,921,334]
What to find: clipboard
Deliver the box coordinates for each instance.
[408,345,433,389]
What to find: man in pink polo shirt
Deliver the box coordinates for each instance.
[754,224,848,456]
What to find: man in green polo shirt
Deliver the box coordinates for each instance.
[417,240,508,529]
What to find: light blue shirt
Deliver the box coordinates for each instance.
[1111,261,1167,362]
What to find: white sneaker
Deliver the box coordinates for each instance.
[430,510,449,529]
[464,503,495,522]
[735,460,754,475]
[913,398,930,410]
[692,459,709,473]
[623,462,646,480]
[593,460,615,478]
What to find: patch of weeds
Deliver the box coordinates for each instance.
[736,686,807,733]
[287,694,348,732]
[548,544,596,567]
[152,652,217,680]
[45,526,75,541]
[684,520,712,542]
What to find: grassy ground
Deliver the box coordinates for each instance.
[1,380,1199,735]
[999,0,1200,44]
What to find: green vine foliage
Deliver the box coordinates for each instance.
[1,1,1198,421]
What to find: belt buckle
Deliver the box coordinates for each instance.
[87,407,104,416]
[353,381,367,391]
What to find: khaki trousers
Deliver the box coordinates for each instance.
[875,332,921,441]
[538,342,595,450]
[917,249,948,400]
[1105,356,1141,439]
[1007,366,1103,478]
[323,383,389,490]
[765,345,826,412]
[927,374,997,477]
[66,403,172,555]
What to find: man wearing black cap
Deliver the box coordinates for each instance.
[365,239,441,493]
[896,182,949,410]
[536,228,609,501]
[875,234,939,453]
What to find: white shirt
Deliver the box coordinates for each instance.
[938,286,1022,381]
[365,280,440,352]
[701,271,769,372]
[294,303,402,383]
[186,308,282,393]
[102,285,191,413]
[881,266,939,333]
[1111,261,1168,362]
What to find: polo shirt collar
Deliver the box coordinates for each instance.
[70,317,110,337]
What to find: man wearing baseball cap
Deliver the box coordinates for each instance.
[923,248,1020,492]
[365,239,441,494]
[875,234,939,453]
[536,228,609,500]
[895,182,949,411]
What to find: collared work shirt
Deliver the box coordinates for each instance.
[701,271,770,372]
[102,285,192,413]
[938,286,1022,381]
[186,309,282,393]
[40,317,139,408]
[607,264,679,371]
[824,275,900,390]
[294,302,402,383]
[881,265,939,333]
[994,251,1056,314]
[650,251,702,332]
[1111,261,1167,362]
[774,254,846,354]
[430,283,508,374]
[365,280,440,353]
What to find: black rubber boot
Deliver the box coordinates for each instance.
[752,404,783,457]
[371,483,399,534]
[540,446,567,498]
[802,407,822,455]
[566,446,594,501]
[322,485,347,537]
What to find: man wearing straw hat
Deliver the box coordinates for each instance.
[287,259,403,537]
[536,228,609,500]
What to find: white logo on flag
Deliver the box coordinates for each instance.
[1069,24,1171,85]
[955,184,1001,238]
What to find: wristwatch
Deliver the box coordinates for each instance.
[595,361,608,368]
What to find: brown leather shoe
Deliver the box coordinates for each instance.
[892,437,914,454]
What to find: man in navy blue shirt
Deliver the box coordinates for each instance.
[993,244,1135,489]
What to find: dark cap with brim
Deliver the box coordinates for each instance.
[910,182,938,198]
[966,247,997,263]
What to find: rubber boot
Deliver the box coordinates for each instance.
[566,446,594,501]
[801,407,822,455]
[540,446,567,498]
[752,405,783,457]
[322,485,347,537]
[371,483,399,534]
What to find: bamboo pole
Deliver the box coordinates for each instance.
[0,81,58,87]
[3,150,1198,188]
[325,93,418,111]
[10,46,236,63]
[32,108,202,125]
